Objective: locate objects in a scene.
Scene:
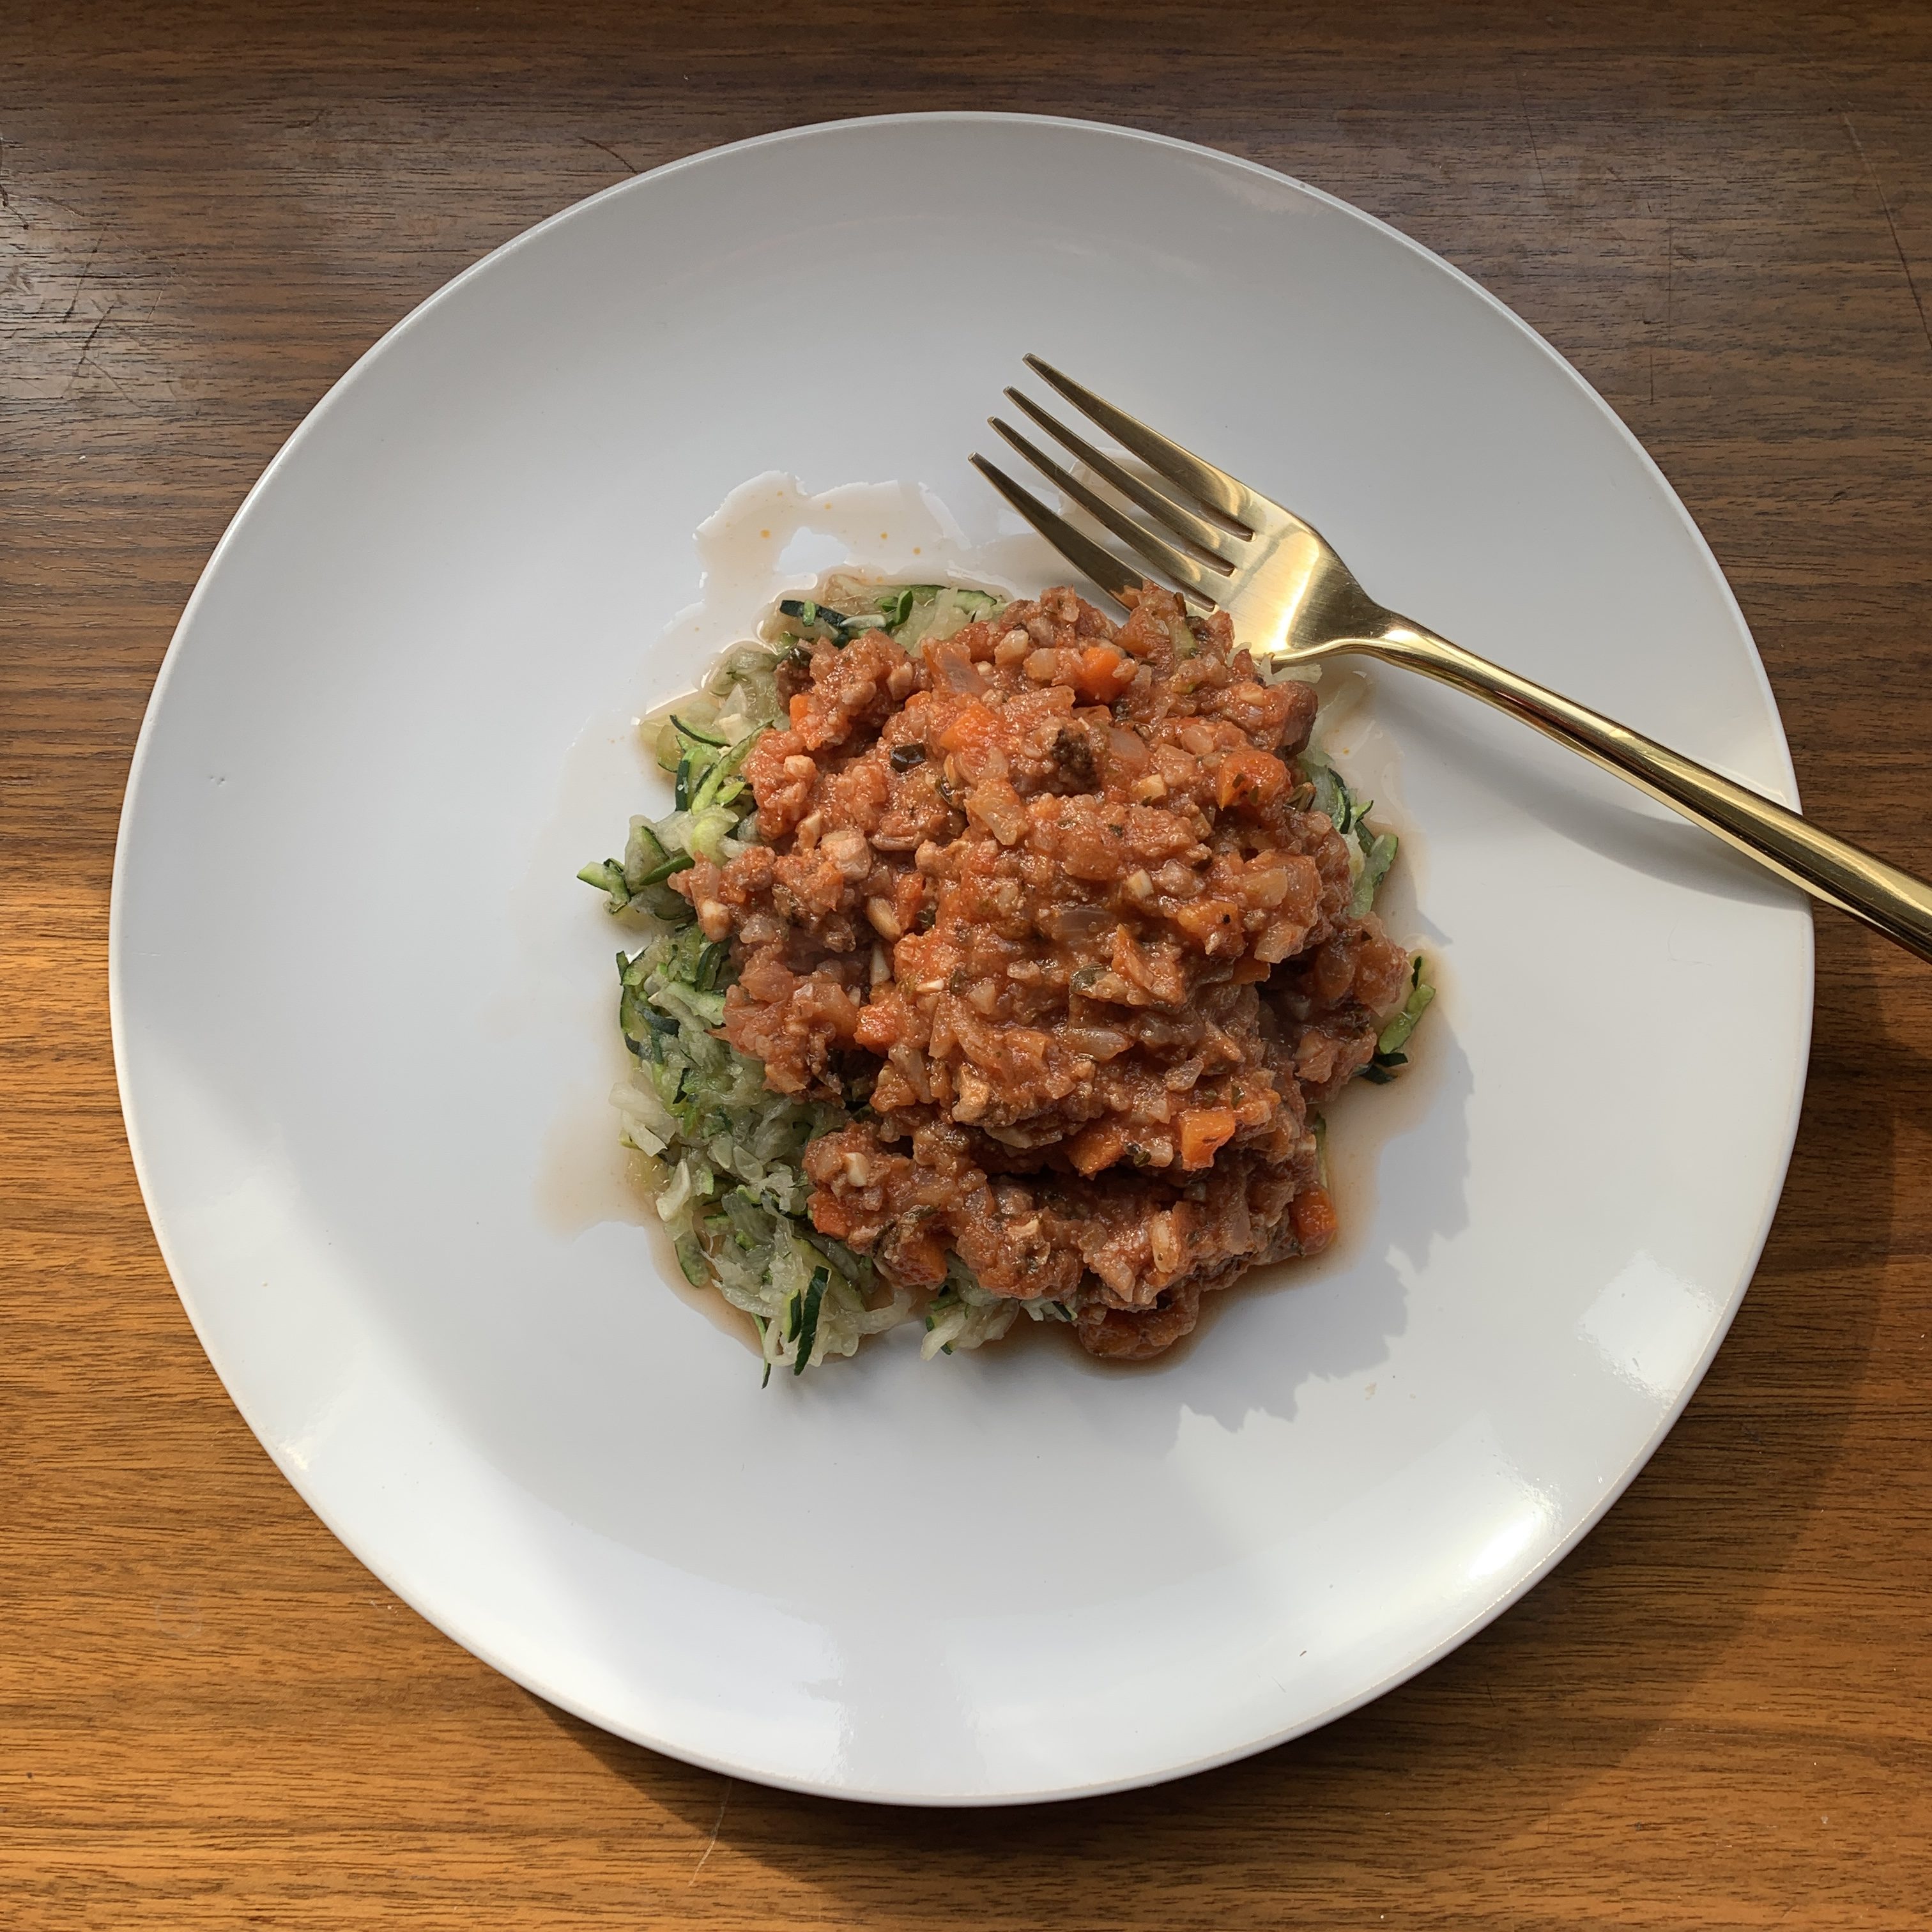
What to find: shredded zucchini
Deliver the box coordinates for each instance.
[1360,954,1435,1084]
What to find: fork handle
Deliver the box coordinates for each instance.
[1368,621,1932,962]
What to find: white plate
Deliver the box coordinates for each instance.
[111,114,1811,1804]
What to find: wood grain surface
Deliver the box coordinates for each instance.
[4,3,1930,1926]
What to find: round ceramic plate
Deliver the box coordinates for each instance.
[111,114,1811,1804]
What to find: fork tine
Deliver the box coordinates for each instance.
[1002,388,1246,565]
[988,417,1222,599]
[969,455,1142,607]
[1023,355,1263,529]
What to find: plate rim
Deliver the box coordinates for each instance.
[108,110,1817,1805]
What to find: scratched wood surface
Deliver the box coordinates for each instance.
[3,3,1930,1926]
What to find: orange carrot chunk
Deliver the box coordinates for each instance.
[1178,1107,1239,1168]
[1216,747,1289,810]
[1290,1185,1340,1254]
[1068,645,1138,702]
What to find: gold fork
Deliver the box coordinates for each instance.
[972,355,1932,963]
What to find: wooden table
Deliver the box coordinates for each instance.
[4,3,1929,1924]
